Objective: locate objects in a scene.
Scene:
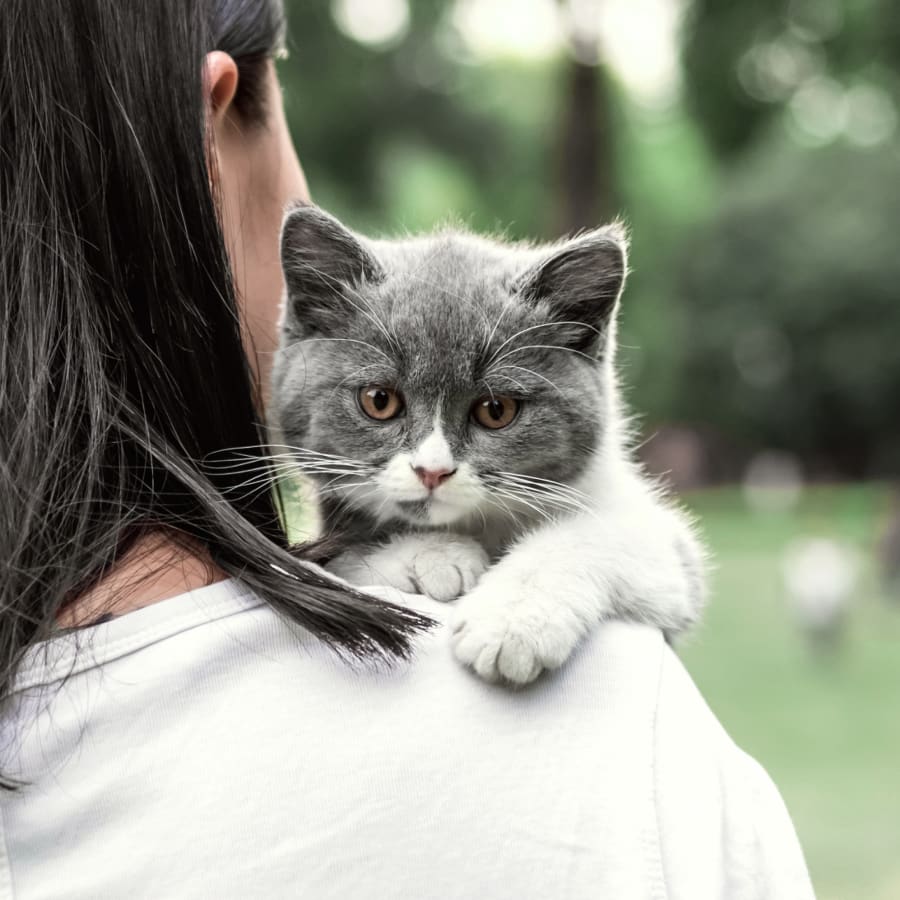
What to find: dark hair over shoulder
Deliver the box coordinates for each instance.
[0,0,430,731]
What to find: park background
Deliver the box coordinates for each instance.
[277,2,900,897]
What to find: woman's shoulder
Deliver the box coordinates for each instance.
[13,577,670,711]
[3,580,813,899]
[7,578,743,785]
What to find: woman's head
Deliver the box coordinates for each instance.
[205,1,310,395]
[0,0,427,735]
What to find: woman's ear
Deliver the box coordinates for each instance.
[203,51,239,125]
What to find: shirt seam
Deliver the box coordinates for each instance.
[11,589,264,694]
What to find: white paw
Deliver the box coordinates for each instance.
[450,572,587,686]
[327,534,489,602]
[326,546,418,594]
[409,535,489,602]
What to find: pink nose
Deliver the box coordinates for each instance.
[413,466,456,491]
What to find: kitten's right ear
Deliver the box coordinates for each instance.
[513,223,628,354]
[280,204,384,335]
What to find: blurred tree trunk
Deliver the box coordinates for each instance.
[556,0,617,233]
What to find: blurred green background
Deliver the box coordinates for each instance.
[277,2,900,896]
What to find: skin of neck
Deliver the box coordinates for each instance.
[57,534,224,628]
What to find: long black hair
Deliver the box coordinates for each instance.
[0,0,431,722]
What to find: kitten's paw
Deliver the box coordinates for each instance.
[450,577,585,686]
[409,536,489,602]
[326,534,489,602]
[326,547,418,594]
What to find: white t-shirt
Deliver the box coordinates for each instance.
[0,579,815,899]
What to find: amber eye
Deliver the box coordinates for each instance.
[358,386,404,421]
[471,396,520,430]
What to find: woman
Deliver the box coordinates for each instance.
[0,1,815,897]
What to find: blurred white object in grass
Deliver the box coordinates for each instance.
[742,450,804,514]
[781,537,859,650]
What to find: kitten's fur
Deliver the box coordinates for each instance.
[272,205,707,684]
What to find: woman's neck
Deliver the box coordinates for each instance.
[56,533,227,628]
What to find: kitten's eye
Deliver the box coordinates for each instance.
[471,396,520,430]
[358,386,404,421]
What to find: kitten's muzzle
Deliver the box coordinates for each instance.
[412,465,456,491]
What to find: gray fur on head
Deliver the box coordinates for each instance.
[272,204,629,537]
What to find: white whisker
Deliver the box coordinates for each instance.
[488,484,555,524]
[293,261,402,356]
[484,321,601,368]
[485,363,565,398]
[490,343,596,369]
[482,300,515,358]
[490,472,597,518]
[286,337,393,363]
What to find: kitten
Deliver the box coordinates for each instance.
[271,204,707,685]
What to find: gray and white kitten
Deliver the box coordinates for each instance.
[271,205,707,685]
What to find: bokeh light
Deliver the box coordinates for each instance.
[331,0,410,48]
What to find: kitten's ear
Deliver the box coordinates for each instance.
[280,204,384,335]
[514,223,628,353]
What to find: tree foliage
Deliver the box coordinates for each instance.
[672,136,900,475]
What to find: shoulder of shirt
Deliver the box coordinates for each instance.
[15,577,673,702]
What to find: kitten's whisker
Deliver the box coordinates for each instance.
[223,476,281,498]
[488,484,555,524]
[202,453,357,471]
[482,300,515,358]
[317,479,377,497]
[498,471,594,504]
[531,492,591,516]
[490,343,596,368]
[372,489,394,524]
[293,463,370,473]
[210,460,369,476]
[295,262,402,357]
[203,463,288,479]
[483,372,527,394]
[474,502,489,532]
[226,467,301,500]
[286,337,393,363]
[287,460,369,471]
[493,477,596,518]
[313,471,364,492]
[486,471,590,515]
[495,475,591,508]
[484,321,602,368]
[486,364,565,399]
[206,445,371,468]
[481,491,517,524]
[274,446,367,461]
[294,470,373,481]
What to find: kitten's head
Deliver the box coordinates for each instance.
[271,205,627,528]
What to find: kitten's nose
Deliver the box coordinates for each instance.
[413,466,456,491]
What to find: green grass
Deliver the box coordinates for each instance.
[681,485,900,900]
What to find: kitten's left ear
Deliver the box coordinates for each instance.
[280,203,385,337]
[514,223,628,353]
